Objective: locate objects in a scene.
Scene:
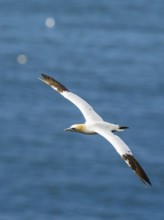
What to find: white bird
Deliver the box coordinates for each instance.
[40,73,152,186]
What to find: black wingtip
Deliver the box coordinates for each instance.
[40,73,69,93]
[122,154,152,186]
[41,73,46,77]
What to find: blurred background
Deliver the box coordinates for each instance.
[0,0,164,219]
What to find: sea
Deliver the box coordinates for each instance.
[0,0,164,219]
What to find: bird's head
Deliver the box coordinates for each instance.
[64,124,86,133]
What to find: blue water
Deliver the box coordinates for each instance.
[0,0,164,219]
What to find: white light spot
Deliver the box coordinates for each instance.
[45,17,55,28]
[17,54,28,64]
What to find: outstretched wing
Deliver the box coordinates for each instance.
[40,74,103,123]
[94,124,152,186]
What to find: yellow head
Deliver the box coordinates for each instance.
[64,124,96,135]
[64,124,86,133]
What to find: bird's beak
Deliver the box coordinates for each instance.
[64,127,73,132]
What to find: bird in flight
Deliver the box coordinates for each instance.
[40,73,152,186]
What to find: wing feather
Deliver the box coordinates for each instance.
[94,125,152,186]
[40,74,103,122]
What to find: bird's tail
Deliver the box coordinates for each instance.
[119,126,129,131]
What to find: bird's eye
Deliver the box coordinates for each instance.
[71,127,76,131]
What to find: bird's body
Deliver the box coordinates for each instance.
[40,73,152,186]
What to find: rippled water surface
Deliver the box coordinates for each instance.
[0,0,164,219]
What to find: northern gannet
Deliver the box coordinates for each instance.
[40,73,152,186]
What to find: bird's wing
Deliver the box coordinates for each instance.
[94,124,152,186]
[40,74,103,123]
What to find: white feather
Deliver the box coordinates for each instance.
[92,123,132,156]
